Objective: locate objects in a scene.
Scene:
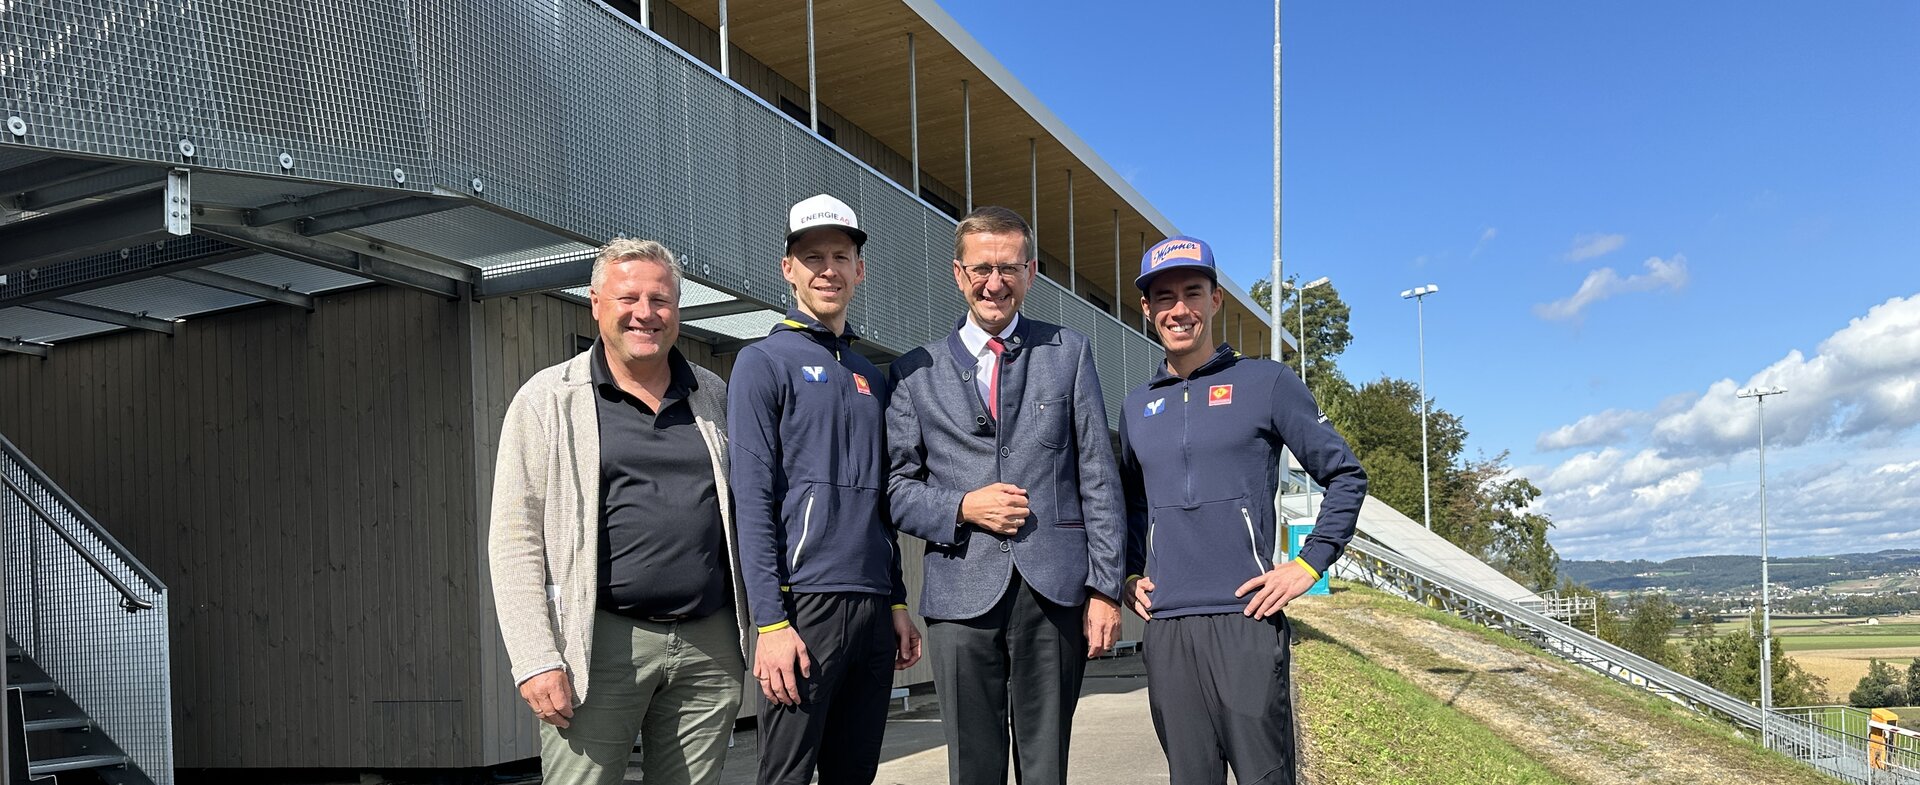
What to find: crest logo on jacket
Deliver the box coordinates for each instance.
[1208,384,1233,406]
[1144,398,1166,417]
[801,366,828,383]
[853,373,872,396]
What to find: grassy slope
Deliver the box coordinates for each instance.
[1292,621,1576,785]
[1293,583,1842,785]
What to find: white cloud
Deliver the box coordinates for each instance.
[1648,294,1920,455]
[1564,232,1626,262]
[1533,254,1689,321]
[1535,293,1920,561]
[1631,470,1703,507]
[1537,408,1652,451]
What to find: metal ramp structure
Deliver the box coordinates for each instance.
[1333,534,1920,784]
[1285,458,1590,621]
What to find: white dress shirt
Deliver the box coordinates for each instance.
[956,314,1020,410]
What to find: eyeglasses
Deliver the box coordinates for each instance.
[961,263,1029,281]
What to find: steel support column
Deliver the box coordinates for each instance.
[718,0,731,76]
[1139,232,1148,333]
[1066,168,1075,296]
[1113,209,1122,320]
[1029,139,1038,256]
[962,80,973,213]
[908,32,920,195]
[806,0,818,133]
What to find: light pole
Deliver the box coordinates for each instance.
[1737,385,1785,748]
[1400,284,1439,530]
[1281,276,1330,387]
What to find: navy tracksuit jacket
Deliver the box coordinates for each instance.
[729,310,906,632]
[1118,343,1368,618]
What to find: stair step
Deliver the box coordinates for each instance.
[21,690,93,732]
[28,753,128,775]
[23,715,90,732]
[96,768,160,785]
[10,680,56,693]
[8,656,54,689]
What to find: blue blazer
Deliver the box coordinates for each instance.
[885,317,1126,620]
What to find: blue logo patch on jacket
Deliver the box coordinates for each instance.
[1144,398,1166,417]
[801,366,828,383]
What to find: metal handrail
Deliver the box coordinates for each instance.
[0,433,164,592]
[0,472,153,612]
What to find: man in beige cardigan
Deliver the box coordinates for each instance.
[488,239,749,785]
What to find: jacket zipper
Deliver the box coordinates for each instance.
[1241,507,1267,573]
[793,491,816,571]
[1181,384,1193,503]
[1147,519,1157,569]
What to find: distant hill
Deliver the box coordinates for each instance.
[1559,549,1920,593]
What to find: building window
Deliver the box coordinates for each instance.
[778,96,837,143]
[918,185,961,220]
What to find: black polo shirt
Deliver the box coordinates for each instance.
[592,342,728,620]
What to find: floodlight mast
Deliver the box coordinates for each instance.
[1400,284,1439,529]
[1736,385,1785,749]
[1281,276,1330,385]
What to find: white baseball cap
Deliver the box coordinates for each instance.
[786,193,867,249]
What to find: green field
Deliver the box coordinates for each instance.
[1702,617,1920,636]
[1776,633,1920,652]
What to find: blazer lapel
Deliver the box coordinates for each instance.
[945,326,997,437]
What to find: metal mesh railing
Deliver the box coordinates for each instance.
[1335,535,1920,784]
[1,433,171,785]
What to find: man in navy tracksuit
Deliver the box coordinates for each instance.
[1118,236,1368,785]
[729,194,922,785]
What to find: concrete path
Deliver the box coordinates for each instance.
[652,655,1171,785]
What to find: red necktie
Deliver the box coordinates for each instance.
[986,337,1006,421]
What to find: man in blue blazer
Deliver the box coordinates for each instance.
[885,206,1125,785]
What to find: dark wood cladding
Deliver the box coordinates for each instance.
[0,286,478,767]
[0,285,1144,768]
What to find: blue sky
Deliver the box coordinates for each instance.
[946,1,1920,561]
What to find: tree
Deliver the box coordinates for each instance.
[1851,659,1907,708]
[1686,611,1827,706]
[1250,275,1353,376]
[1446,453,1559,590]
[1620,593,1680,667]
[1330,376,1468,532]
[1908,657,1920,706]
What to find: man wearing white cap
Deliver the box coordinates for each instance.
[730,194,922,785]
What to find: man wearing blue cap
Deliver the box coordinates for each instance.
[1118,236,1369,785]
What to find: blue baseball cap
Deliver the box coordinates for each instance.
[1135,235,1218,292]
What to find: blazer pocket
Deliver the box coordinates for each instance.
[1033,395,1073,448]
[1055,521,1085,529]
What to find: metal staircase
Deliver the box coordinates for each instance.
[1334,534,1920,784]
[0,434,170,785]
